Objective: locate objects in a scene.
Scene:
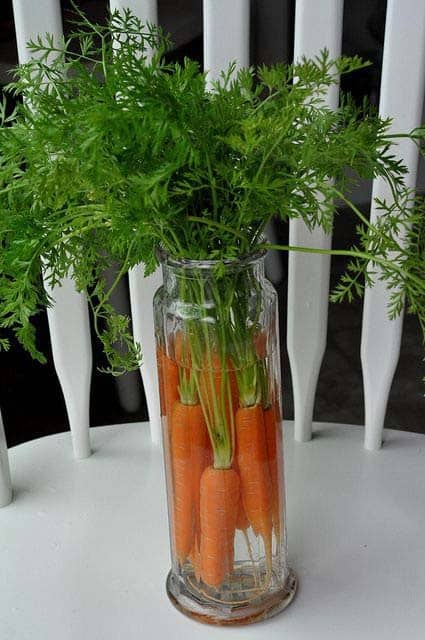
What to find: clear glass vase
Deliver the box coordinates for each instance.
[153,250,297,625]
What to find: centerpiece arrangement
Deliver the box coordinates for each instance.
[0,7,424,625]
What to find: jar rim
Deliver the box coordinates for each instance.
[156,245,267,270]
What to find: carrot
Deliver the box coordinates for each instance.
[200,466,240,588]
[233,437,249,531]
[236,404,273,572]
[188,538,201,583]
[264,403,282,539]
[163,354,179,416]
[236,494,250,530]
[170,400,197,565]
[156,332,181,419]
[156,345,166,416]
[190,403,210,540]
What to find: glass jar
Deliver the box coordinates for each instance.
[153,250,297,625]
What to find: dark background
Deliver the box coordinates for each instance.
[0,0,423,447]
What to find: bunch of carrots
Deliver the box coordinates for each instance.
[156,327,283,590]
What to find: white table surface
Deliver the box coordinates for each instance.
[1,421,425,640]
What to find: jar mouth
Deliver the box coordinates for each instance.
[156,245,267,270]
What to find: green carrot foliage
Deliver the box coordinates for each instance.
[0,6,424,373]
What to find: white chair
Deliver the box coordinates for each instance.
[1,1,424,638]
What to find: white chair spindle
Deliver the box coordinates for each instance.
[288,0,344,442]
[361,0,425,451]
[12,0,92,459]
[109,1,162,445]
[109,0,158,24]
[0,410,12,507]
[9,0,421,459]
[12,0,62,64]
[128,266,163,445]
[44,277,92,459]
[203,0,250,84]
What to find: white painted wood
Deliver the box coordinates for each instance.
[203,0,250,83]
[361,0,425,451]
[1,421,425,638]
[0,410,12,507]
[109,0,158,25]
[288,0,344,442]
[129,266,163,444]
[12,0,93,459]
[12,0,63,64]
[109,1,161,444]
[44,277,92,459]
[109,0,158,64]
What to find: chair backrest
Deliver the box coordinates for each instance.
[0,411,12,506]
[1,0,424,505]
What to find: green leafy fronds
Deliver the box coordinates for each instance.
[0,7,423,374]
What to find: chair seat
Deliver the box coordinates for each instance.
[1,421,424,639]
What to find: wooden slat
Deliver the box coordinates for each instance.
[109,1,162,444]
[203,2,286,338]
[12,0,92,459]
[44,277,92,459]
[288,0,344,442]
[109,0,158,25]
[361,0,425,451]
[12,0,62,64]
[203,0,250,83]
[128,266,163,445]
[0,410,12,507]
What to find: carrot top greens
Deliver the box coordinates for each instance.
[0,6,424,375]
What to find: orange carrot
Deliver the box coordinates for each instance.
[200,466,240,587]
[189,403,210,540]
[156,345,166,416]
[236,494,250,530]
[163,354,179,416]
[236,404,273,570]
[170,401,196,565]
[264,403,282,539]
[233,435,249,531]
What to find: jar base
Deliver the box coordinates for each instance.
[166,567,297,626]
